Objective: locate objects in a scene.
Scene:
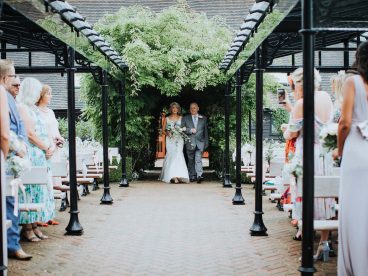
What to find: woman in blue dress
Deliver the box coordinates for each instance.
[17,77,55,241]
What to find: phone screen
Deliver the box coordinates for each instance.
[278,88,286,104]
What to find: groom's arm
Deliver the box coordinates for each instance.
[182,116,192,135]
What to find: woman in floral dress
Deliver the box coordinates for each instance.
[17,77,55,241]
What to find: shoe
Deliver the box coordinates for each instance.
[293,235,302,241]
[32,226,48,240]
[314,241,330,262]
[197,176,204,183]
[48,220,60,226]
[8,249,32,261]
[190,178,196,182]
[21,228,41,242]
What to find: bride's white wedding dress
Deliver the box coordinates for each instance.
[159,117,189,183]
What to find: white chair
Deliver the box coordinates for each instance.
[297,176,340,231]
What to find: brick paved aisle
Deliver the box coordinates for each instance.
[8,181,337,276]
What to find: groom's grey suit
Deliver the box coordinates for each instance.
[181,114,209,179]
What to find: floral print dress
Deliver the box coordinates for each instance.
[18,106,55,224]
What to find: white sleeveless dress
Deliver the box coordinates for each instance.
[338,75,368,276]
[159,117,189,183]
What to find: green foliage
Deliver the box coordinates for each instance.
[109,157,133,183]
[81,4,233,172]
[208,73,280,174]
[94,4,232,95]
[270,108,289,137]
[57,118,97,141]
[58,118,68,138]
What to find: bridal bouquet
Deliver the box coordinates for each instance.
[319,123,338,152]
[165,124,191,143]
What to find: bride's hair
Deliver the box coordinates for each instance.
[169,102,181,115]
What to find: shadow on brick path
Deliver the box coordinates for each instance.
[8,181,337,275]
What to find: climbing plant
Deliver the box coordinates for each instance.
[80,3,233,172]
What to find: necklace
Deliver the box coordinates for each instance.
[37,106,50,113]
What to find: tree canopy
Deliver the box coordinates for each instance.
[95,4,233,95]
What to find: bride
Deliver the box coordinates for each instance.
[159,102,189,183]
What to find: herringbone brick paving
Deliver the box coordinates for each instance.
[8,181,337,275]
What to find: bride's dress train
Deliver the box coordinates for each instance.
[159,118,189,183]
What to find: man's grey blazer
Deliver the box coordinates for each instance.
[181,114,209,151]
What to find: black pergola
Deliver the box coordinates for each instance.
[0,0,130,273]
[220,0,367,274]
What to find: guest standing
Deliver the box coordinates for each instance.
[338,41,368,276]
[37,84,64,225]
[285,67,336,261]
[0,59,32,260]
[17,77,55,241]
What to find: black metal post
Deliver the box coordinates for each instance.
[119,77,129,187]
[299,0,316,274]
[232,69,245,205]
[223,82,232,188]
[343,40,349,69]
[248,110,252,141]
[250,47,267,236]
[65,47,83,236]
[100,70,113,204]
[1,40,6,59]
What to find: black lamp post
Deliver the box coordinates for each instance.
[119,77,129,187]
[250,46,267,236]
[65,46,83,235]
[100,69,113,204]
[223,81,232,188]
[232,69,245,205]
[299,0,316,274]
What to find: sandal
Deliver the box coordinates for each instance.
[48,220,60,226]
[32,226,48,240]
[21,227,41,242]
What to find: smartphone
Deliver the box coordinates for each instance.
[277,88,286,104]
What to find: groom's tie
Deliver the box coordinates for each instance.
[193,115,198,128]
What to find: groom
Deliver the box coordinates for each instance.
[182,103,209,183]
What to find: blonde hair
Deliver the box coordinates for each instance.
[17,77,43,106]
[0,59,14,79]
[169,102,181,115]
[37,84,52,105]
[291,67,322,91]
[330,71,346,107]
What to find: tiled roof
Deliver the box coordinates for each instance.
[68,0,254,31]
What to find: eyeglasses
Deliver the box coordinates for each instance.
[7,74,18,78]
[12,84,20,88]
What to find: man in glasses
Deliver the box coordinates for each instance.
[8,76,20,98]
[0,59,32,260]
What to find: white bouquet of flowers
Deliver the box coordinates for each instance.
[6,155,31,178]
[166,123,191,144]
[319,123,338,152]
[285,153,303,179]
[9,131,27,154]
